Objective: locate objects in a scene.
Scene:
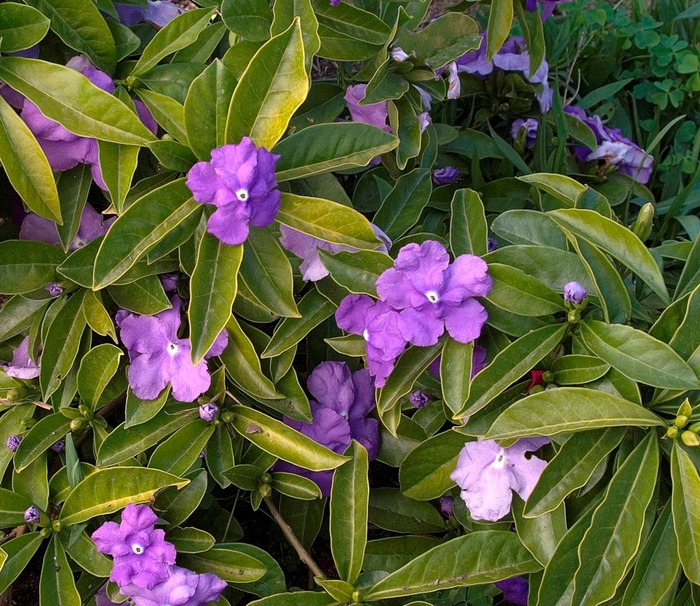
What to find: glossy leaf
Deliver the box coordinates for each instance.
[579,320,699,390]
[0,240,65,294]
[247,592,335,606]
[550,354,610,385]
[156,469,208,528]
[107,274,171,315]
[520,173,586,206]
[373,168,432,241]
[179,544,266,583]
[671,444,700,584]
[486,387,665,440]
[40,536,80,606]
[273,122,398,181]
[318,249,393,298]
[221,0,272,42]
[60,467,189,526]
[148,420,215,477]
[440,339,475,415]
[0,487,35,526]
[60,530,112,577]
[226,19,307,149]
[135,88,187,143]
[487,263,566,316]
[369,488,445,534]
[450,188,488,257]
[364,531,539,600]
[14,413,71,472]
[491,210,567,248]
[0,533,43,595]
[271,472,322,500]
[486,0,513,60]
[0,3,50,52]
[166,526,215,554]
[0,295,49,342]
[270,0,320,74]
[512,497,566,566]
[364,536,443,575]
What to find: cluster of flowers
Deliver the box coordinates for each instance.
[335,240,493,387]
[277,361,380,495]
[91,504,226,606]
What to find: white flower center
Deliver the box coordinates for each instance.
[167,342,179,356]
[131,543,145,555]
[236,188,249,202]
[425,290,440,303]
[362,329,370,341]
[492,450,507,469]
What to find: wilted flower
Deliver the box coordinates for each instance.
[495,576,529,605]
[375,240,492,347]
[20,204,115,251]
[432,166,460,185]
[91,504,176,589]
[118,565,227,606]
[445,61,461,99]
[563,281,587,304]
[335,295,407,388]
[199,403,219,423]
[118,296,216,402]
[23,506,41,524]
[275,362,380,495]
[450,437,549,521]
[6,435,22,452]
[186,138,281,246]
[2,336,40,379]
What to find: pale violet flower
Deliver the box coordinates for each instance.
[198,403,219,422]
[344,84,391,133]
[511,118,539,149]
[563,281,587,304]
[432,166,460,185]
[418,111,432,133]
[24,506,41,524]
[450,437,549,521]
[20,204,115,251]
[2,336,40,379]
[115,0,183,27]
[118,565,227,606]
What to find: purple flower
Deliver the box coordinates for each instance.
[511,118,539,149]
[91,504,176,589]
[450,437,549,521]
[525,0,571,20]
[335,295,407,388]
[487,237,499,253]
[20,204,115,251]
[279,224,391,282]
[375,240,492,347]
[563,281,587,304]
[199,403,218,422]
[345,85,391,133]
[115,0,182,27]
[440,495,454,517]
[564,106,653,184]
[445,62,461,99]
[6,435,22,452]
[409,390,430,409]
[204,329,229,359]
[50,440,65,453]
[159,273,178,293]
[2,337,40,379]
[495,576,529,605]
[24,506,41,524]
[44,282,63,296]
[186,138,281,246]
[428,344,488,379]
[118,296,211,402]
[432,166,460,185]
[417,112,431,133]
[119,565,227,606]
[275,362,379,495]
[95,587,120,606]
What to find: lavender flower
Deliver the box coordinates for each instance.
[2,336,40,379]
[564,106,653,183]
[275,362,380,495]
[450,437,549,521]
[335,295,407,388]
[50,440,65,453]
[375,240,492,347]
[511,118,539,149]
[91,504,176,589]
[495,576,529,605]
[563,281,587,304]
[432,166,460,185]
[23,506,41,524]
[118,565,227,606]
[409,390,430,409]
[344,84,391,133]
[6,435,22,452]
[445,61,461,99]
[428,344,488,379]
[20,204,115,251]
[279,224,391,282]
[186,138,281,246]
[115,0,183,27]
[418,112,432,133]
[118,296,211,402]
[199,403,219,422]
[440,495,454,517]
[525,0,570,20]
[44,282,63,297]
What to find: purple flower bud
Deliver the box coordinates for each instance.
[199,403,219,422]
[440,495,454,517]
[487,237,498,252]
[511,118,539,149]
[563,281,587,304]
[417,112,431,133]
[6,434,22,452]
[495,576,529,606]
[44,282,63,297]
[432,166,460,185]
[50,440,65,453]
[409,390,430,409]
[24,505,40,524]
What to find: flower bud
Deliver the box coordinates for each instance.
[199,403,219,422]
[409,390,430,409]
[682,431,700,447]
[678,398,693,419]
[258,483,272,498]
[632,203,654,242]
[563,281,587,304]
[44,282,63,297]
[260,472,272,484]
[567,309,581,324]
[69,417,87,432]
[674,415,689,428]
[6,434,22,452]
[23,506,41,524]
[666,426,679,439]
[220,410,235,424]
[50,440,65,453]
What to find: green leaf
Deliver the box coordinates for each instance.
[571,432,658,605]
[166,526,215,554]
[55,164,91,248]
[579,320,699,390]
[399,429,466,500]
[364,531,538,600]
[491,210,567,248]
[262,289,335,359]
[671,444,700,584]
[485,387,665,440]
[40,536,80,606]
[229,404,349,471]
[450,188,488,257]
[391,95,421,170]
[487,263,566,316]
[131,8,217,76]
[524,428,625,517]
[60,530,112,577]
[97,141,140,213]
[107,274,171,315]
[0,57,155,145]
[40,290,86,400]
[373,168,432,241]
[239,227,298,319]
[189,233,243,363]
[272,122,398,181]
[330,441,368,584]
[13,413,71,473]
[548,208,669,304]
[550,355,610,385]
[369,488,445,534]
[486,0,513,60]
[246,592,335,606]
[0,487,35,526]
[0,3,50,52]
[364,536,443,575]
[221,0,272,42]
[457,324,567,419]
[318,249,393,297]
[184,60,237,160]
[0,95,61,223]
[271,0,320,74]
[156,469,208,528]
[148,420,215,477]
[0,533,43,595]
[24,0,115,73]
[271,472,322,500]
[0,296,48,342]
[59,467,188,526]
[93,179,200,288]
[82,290,116,341]
[277,193,380,250]
[226,19,308,149]
[519,173,586,206]
[0,240,65,294]
[440,339,475,415]
[180,545,268,583]
[135,88,187,143]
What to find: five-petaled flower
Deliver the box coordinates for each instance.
[450,437,549,522]
[186,137,281,246]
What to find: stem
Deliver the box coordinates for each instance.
[263,496,326,580]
